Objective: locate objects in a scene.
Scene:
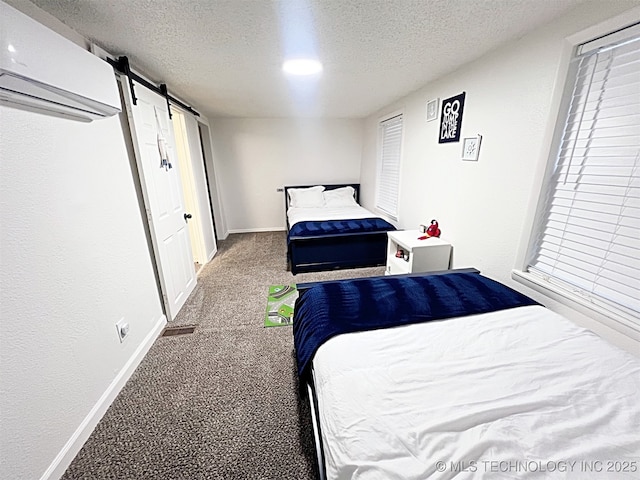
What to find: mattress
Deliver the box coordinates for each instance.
[287,205,380,229]
[311,305,640,479]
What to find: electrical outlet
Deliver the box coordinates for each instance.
[115,318,130,343]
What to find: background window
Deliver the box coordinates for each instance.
[527,26,640,320]
[376,113,403,219]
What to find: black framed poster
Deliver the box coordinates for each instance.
[438,92,466,143]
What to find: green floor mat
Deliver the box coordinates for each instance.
[264,284,298,327]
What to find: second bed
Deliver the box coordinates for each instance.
[285,184,396,274]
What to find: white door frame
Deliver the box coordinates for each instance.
[172,106,218,262]
[196,118,227,240]
[171,108,208,265]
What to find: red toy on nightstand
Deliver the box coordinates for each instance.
[418,220,441,240]
[426,220,441,237]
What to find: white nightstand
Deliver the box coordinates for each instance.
[386,230,452,275]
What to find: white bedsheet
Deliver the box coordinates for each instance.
[287,205,379,228]
[312,305,640,479]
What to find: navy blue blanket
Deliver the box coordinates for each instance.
[293,272,538,378]
[287,217,395,243]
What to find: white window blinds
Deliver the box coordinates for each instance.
[528,28,640,319]
[376,114,403,218]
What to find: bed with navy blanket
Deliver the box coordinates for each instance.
[285,184,396,274]
[293,271,640,480]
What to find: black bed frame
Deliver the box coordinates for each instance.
[285,183,392,275]
[296,268,481,480]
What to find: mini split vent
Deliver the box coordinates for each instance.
[0,1,121,122]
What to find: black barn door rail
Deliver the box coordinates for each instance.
[107,55,199,118]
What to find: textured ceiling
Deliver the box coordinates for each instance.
[28,0,589,119]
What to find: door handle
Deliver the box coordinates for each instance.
[184,213,193,221]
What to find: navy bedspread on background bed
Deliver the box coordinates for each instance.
[293,272,538,378]
[287,217,395,242]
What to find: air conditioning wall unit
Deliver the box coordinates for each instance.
[0,1,121,122]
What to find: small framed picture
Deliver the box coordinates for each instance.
[462,135,482,161]
[426,98,439,122]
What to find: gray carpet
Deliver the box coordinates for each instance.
[62,231,384,480]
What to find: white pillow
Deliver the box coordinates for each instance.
[288,185,325,208]
[323,186,358,207]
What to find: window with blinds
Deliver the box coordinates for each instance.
[376,114,403,218]
[527,25,640,320]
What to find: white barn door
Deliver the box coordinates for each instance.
[122,80,196,320]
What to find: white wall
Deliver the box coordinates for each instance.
[359,0,640,353]
[0,4,166,479]
[210,118,364,232]
[0,107,166,480]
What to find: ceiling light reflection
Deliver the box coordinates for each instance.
[282,58,323,76]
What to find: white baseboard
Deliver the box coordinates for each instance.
[227,227,286,234]
[41,314,167,480]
